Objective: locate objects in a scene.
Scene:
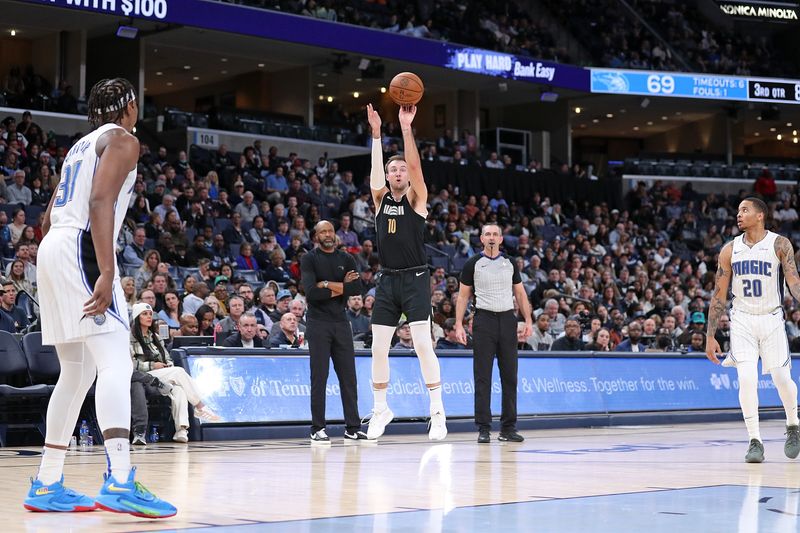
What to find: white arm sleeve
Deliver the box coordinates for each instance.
[369,137,386,190]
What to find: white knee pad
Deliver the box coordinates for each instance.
[371,325,395,385]
[410,320,440,385]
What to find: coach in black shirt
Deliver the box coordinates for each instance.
[455,224,532,444]
[301,221,368,443]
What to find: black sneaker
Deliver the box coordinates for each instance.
[477,429,490,444]
[745,438,764,463]
[310,429,331,445]
[498,430,525,442]
[344,431,375,443]
[785,425,800,459]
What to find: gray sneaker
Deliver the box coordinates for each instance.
[785,425,800,459]
[745,439,765,463]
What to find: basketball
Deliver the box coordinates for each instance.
[389,72,424,105]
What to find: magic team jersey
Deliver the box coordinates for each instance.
[375,193,427,269]
[49,123,137,235]
[730,231,783,315]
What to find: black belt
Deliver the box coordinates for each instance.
[475,308,514,316]
[380,265,428,275]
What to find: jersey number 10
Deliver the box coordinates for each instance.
[742,279,762,297]
[387,218,397,234]
[54,160,82,208]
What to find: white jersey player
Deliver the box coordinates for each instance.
[706,197,800,464]
[24,78,176,517]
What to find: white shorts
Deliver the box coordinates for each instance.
[38,227,129,344]
[729,307,791,375]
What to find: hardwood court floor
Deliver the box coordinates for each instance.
[3,420,800,532]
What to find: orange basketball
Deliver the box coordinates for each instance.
[389,72,424,105]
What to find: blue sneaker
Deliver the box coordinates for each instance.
[94,467,176,519]
[24,476,97,512]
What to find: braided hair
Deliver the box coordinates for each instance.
[87,78,137,128]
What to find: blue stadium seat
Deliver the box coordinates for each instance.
[237,269,260,283]
[0,331,50,446]
[22,332,60,387]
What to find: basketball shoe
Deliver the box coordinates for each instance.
[24,477,96,512]
[428,408,447,441]
[366,407,394,440]
[745,439,765,463]
[94,467,177,518]
[785,425,800,459]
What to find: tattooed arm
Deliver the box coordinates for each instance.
[705,242,733,364]
[776,235,800,302]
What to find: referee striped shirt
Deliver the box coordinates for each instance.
[459,253,521,312]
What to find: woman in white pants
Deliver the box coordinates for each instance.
[129,302,220,442]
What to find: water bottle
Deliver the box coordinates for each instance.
[69,436,77,449]
[86,435,93,447]
[149,425,160,443]
[79,420,89,448]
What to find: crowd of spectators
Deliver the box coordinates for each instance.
[3,67,81,113]
[4,108,800,357]
[231,0,570,63]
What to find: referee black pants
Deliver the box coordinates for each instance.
[307,319,360,434]
[473,309,518,432]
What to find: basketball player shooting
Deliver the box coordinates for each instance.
[23,79,176,517]
[364,103,447,441]
[706,197,800,463]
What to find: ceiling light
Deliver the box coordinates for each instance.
[318,95,324,101]
[754,132,760,136]
[321,72,328,77]
[380,87,387,93]
[647,121,653,125]
[619,109,626,113]
[193,76,199,81]
[257,63,265,68]
[778,134,783,140]
[221,58,228,62]
[156,71,163,76]
[606,113,613,118]
[166,82,173,86]
[317,83,325,88]
[633,126,639,131]
[757,116,762,121]
[795,138,798,144]
[592,118,599,123]
[183,65,191,70]
[661,116,668,120]
[355,78,362,82]
[10,30,16,37]
[327,96,333,103]
[574,107,582,114]
[788,122,793,127]
[221,70,227,74]
[353,92,360,98]
[770,127,776,132]
[794,130,797,136]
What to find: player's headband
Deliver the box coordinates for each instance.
[95,90,136,114]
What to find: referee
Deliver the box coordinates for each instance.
[300,221,369,444]
[455,224,532,444]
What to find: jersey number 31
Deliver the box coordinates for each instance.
[53,160,82,208]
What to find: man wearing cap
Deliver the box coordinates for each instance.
[678,311,707,347]
[301,220,366,443]
[269,289,293,323]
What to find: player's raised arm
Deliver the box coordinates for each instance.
[367,104,386,207]
[398,105,427,212]
[706,241,733,364]
[775,235,800,301]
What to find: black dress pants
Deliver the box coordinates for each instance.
[473,309,519,431]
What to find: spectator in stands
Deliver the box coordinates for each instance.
[539,298,566,336]
[7,242,35,281]
[0,279,28,331]
[393,322,414,350]
[354,239,377,273]
[215,294,245,341]
[256,286,277,321]
[173,313,199,339]
[195,304,217,336]
[130,302,219,443]
[157,290,183,332]
[7,171,31,205]
[289,298,307,328]
[269,312,301,348]
[774,200,799,226]
[585,328,612,352]
[262,250,292,283]
[234,191,259,224]
[248,216,270,244]
[120,276,136,314]
[615,322,647,352]
[154,194,179,223]
[236,242,258,271]
[351,188,371,234]
[8,258,34,299]
[526,313,553,351]
[183,282,209,316]
[550,318,584,351]
[485,152,504,169]
[687,332,705,353]
[123,227,147,267]
[436,318,467,350]
[221,312,265,348]
[336,214,360,250]
[677,311,706,347]
[268,289,293,323]
[346,294,370,337]
[714,313,731,353]
[223,212,247,245]
[29,175,50,206]
[754,168,777,201]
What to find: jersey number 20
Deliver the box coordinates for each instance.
[742,279,762,297]
[54,160,82,208]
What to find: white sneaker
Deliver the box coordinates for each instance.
[194,406,222,423]
[721,353,737,368]
[366,407,394,440]
[310,429,331,445]
[428,409,447,441]
[173,428,188,443]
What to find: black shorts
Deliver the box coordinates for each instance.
[371,267,431,327]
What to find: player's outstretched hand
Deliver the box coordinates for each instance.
[366,104,382,137]
[705,336,721,365]
[83,273,113,316]
[398,105,416,128]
